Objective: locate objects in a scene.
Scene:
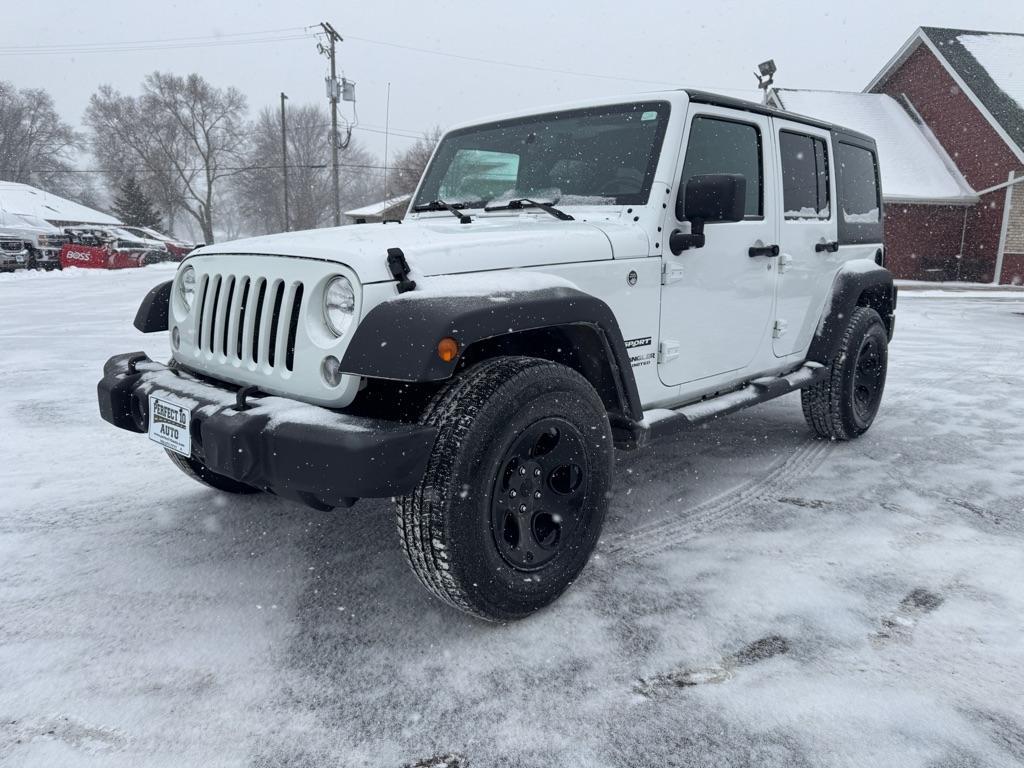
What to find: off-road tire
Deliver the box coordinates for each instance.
[802,306,888,440]
[165,449,262,495]
[396,356,613,621]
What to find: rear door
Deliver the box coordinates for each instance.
[771,120,838,357]
[658,107,777,386]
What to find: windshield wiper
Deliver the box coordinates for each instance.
[411,199,473,224]
[483,198,574,221]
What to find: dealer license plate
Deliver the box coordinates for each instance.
[148,395,192,457]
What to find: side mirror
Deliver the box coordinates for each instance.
[670,173,747,254]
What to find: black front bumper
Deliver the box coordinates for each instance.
[97,353,436,508]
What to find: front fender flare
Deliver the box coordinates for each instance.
[134,280,172,333]
[339,285,643,421]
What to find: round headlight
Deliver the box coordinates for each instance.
[179,265,196,309]
[323,275,355,336]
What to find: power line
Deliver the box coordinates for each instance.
[2,162,416,175]
[0,25,684,89]
[0,29,313,56]
[343,33,685,88]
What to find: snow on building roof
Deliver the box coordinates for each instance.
[919,27,1024,155]
[344,194,412,219]
[0,181,121,226]
[957,33,1024,112]
[770,89,977,204]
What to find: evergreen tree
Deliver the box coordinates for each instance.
[112,176,164,230]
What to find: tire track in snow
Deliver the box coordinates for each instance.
[604,439,831,561]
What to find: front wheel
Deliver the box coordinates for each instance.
[802,306,889,440]
[396,357,613,621]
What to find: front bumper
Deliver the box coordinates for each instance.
[0,252,27,269]
[97,353,436,507]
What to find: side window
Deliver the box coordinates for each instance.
[680,116,762,218]
[836,142,880,224]
[779,131,830,219]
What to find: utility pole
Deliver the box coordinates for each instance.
[280,92,290,231]
[383,82,391,200]
[319,21,343,227]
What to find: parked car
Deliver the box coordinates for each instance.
[118,226,197,260]
[60,226,167,270]
[0,234,29,272]
[98,90,894,621]
[0,210,68,270]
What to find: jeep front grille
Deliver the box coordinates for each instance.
[193,272,305,372]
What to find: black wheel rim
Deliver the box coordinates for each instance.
[489,417,589,572]
[852,334,885,423]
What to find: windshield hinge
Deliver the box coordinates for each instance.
[386,247,417,293]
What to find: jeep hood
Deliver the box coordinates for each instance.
[190,216,649,284]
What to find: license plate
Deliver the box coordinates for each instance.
[15,254,24,263]
[148,395,192,457]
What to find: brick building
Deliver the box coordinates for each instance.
[772,27,1024,284]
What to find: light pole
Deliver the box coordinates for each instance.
[280,92,289,232]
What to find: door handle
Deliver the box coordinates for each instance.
[815,240,839,253]
[748,244,780,258]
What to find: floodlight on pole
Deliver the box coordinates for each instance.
[755,59,777,103]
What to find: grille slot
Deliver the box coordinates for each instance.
[191,270,305,375]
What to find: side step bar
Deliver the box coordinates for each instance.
[633,363,827,447]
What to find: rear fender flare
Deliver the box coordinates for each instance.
[807,263,895,364]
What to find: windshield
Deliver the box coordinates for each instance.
[414,101,670,210]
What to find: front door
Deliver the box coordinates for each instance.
[772,120,839,357]
[658,107,777,387]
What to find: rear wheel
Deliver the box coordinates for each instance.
[396,356,613,621]
[165,450,262,495]
[802,306,888,440]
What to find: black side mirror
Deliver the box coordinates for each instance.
[670,173,747,254]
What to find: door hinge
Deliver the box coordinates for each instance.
[661,262,685,285]
[658,340,680,363]
[778,253,793,273]
[772,319,788,339]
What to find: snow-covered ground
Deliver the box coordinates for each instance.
[2,267,1023,767]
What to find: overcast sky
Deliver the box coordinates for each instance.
[6,0,1023,167]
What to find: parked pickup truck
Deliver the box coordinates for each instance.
[0,210,67,270]
[0,234,29,272]
[118,225,197,261]
[98,90,895,620]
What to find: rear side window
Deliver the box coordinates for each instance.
[681,116,763,218]
[835,139,882,243]
[780,131,830,219]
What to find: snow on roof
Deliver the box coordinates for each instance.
[0,181,121,226]
[772,90,977,204]
[344,194,411,218]
[957,33,1024,111]
[912,28,1024,156]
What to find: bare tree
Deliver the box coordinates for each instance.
[0,80,81,195]
[234,102,378,235]
[85,73,248,243]
[387,126,443,197]
[86,84,184,233]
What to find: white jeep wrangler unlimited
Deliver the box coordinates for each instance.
[99,90,895,621]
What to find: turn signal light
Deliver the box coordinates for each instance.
[437,337,459,363]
